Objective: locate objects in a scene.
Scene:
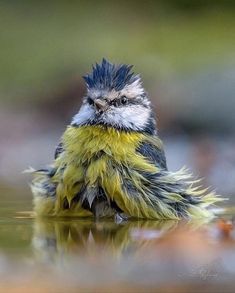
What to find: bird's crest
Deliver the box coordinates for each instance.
[83,58,140,91]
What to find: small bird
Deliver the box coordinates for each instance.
[30,59,223,220]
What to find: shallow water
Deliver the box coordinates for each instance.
[0,187,235,292]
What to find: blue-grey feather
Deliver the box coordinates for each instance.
[137,141,167,170]
[83,58,139,91]
[54,142,64,159]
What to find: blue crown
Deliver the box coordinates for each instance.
[83,58,139,91]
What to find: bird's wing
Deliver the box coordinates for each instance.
[136,136,167,170]
[54,142,64,159]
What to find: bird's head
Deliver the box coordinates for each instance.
[72,59,156,134]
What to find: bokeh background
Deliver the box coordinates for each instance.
[1,0,235,201]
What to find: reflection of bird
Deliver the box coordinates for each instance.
[32,219,178,260]
[29,59,223,219]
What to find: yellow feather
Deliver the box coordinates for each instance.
[31,125,222,219]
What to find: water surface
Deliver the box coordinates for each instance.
[0,187,235,292]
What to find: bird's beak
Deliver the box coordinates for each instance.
[94,99,108,112]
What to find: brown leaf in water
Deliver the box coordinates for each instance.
[216,218,233,239]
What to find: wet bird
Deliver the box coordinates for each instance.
[29,59,223,220]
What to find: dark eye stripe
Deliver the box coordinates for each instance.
[120,95,127,105]
[87,97,94,105]
[111,96,129,107]
[112,100,119,107]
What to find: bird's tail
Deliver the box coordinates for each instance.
[107,166,226,220]
[26,167,92,217]
[25,167,57,216]
[147,167,225,219]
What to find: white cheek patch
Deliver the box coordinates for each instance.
[105,105,151,130]
[71,104,95,125]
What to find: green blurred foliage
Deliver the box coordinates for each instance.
[163,0,235,10]
[0,0,235,103]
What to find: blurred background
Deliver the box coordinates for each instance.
[0,0,235,201]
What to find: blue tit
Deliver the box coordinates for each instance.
[29,59,224,219]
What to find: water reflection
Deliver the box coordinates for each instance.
[32,217,220,267]
[32,219,179,261]
[29,216,235,292]
[0,212,235,292]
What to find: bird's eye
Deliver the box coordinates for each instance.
[87,97,94,105]
[120,96,128,105]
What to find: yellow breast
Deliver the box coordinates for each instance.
[53,125,158,215]
[62,125,144,162]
